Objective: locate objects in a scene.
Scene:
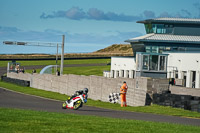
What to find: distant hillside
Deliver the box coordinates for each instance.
[0,44,135,59]
[93,44,133,54]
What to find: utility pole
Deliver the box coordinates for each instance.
[60,35,65,75]
[56,43,58,72]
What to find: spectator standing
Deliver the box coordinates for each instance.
[56,70,60,76]
[32,68,36,74]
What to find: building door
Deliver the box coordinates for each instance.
[121,70,124,77]
[132,70,135,78]
[183,71,187,87]
[116,71,119,77]
[112,70,115,78]
[192,71,196,88]
[126,70,129,78]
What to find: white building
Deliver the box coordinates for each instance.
[110,57,136,78]
[167,52,200,88]
[108,18,200,89]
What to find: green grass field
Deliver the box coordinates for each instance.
[0,59,111,67]
[0,108,200,133]
[25,65,110,76]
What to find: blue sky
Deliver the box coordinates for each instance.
[0,0,200,54]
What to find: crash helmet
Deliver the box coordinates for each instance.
[83,88,88,94]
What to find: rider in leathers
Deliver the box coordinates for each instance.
[66,88,88,103]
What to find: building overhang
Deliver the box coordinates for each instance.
[125,34,154,43]
[137,17,200,25]
[125,34,200,45]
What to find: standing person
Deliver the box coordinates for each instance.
[120,81,128,107]
[56,70,60,76]
[192,81,195,88]
[32,68,36,74]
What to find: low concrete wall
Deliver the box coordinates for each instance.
[170,86,200,97]
[7,72,150,106]
[7,72,32,81]
[7,72,169,107]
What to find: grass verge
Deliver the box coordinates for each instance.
[0,80,200,118]
[25,65,110,76]
[0,59,111,67]
[0,108,200,133]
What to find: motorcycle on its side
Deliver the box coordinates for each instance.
[62,90,87,110]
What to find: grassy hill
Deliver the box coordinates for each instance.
[94,44,133,54]
[0,44,134,59]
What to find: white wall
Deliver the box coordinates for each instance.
[110,57,136,78]
[167,53,200,88]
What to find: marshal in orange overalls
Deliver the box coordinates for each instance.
[120,81,128,107]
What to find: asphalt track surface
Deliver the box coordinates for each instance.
[0,88,200,126]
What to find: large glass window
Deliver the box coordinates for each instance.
[137,53,168,72]
[159,47,165,53]
[145,46,166,53]
[149,55,158,71]
[165,47,171,51]
[152,46,158,53]
[145,46,151,53]
[145,46,187,53]
[145,24,173,34]
[159,56,166,71]
[178,47,186,51]
[155,24,165,34]
[145,24,153,34]
[142,55,149,70]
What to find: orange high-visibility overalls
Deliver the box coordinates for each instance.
[120,83,128,107]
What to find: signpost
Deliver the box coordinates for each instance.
[3,35,65,75]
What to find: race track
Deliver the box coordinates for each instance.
[0,87,200,126]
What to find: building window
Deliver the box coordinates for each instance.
[142,55,149,70]
[159,47,165,53]
[145,24,153,33]
[152,46,158,53]
[175,71,178,78]
[155,24,165,33]
[149,55,158,71]
[145,46,151,53]
[172,47,178,51]
[145,23,173,34]
[159,56,166,71]
[178,47,186,51]
[165,47,171,51]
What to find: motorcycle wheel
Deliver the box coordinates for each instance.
[73,100,82,110]
[62,102,67,109]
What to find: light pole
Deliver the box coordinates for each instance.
[60,35,65,75]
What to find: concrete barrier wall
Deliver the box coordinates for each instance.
[7,72,32,81]
[7,72,170,107]
[7,72,151,106]
[170,86,200,97]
